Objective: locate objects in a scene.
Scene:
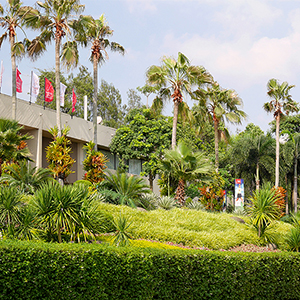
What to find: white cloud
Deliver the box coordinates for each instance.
[125,0,157,13]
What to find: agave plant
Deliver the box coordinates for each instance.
[187,201,204,211]
[155,196,177,210]
[105,171,151,208]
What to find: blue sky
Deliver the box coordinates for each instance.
[1,0,300,133]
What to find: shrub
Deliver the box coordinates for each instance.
[155,196,176,210]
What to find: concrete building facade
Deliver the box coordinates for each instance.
[0,94,159,193]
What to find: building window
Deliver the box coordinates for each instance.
[128,158,142,175]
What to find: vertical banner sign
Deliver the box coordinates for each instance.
[0,61,4,93]
[30,71,40,103]
[234,179,244,208]
[60,82,67,107]
[45,78,54,103]
[16,68,22,93]
[72,88,77,113]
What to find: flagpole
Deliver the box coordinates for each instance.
[44,77,46,110]
[29,71,33,105]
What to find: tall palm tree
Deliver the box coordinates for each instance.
[146,52,211,149]
[0,118,32,175]
[193,81,246,172]
[27,0,84,134]
[160,141,212,206]
[282,131,300,213]
[0,0,39,119]
[263,79,298,187]
[72,14,125,149]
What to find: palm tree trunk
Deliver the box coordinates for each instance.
[10,35,16,120]
[171,101,179,149]
[175,178,186,206]
[293,157,298,214]
[149,173,154,192]
[214,119,219,172]
[55,36,61,135]
[275,114,280,187]
[256,162,260,190]
[93,56,98,150]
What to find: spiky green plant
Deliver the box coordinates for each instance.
[155,196,177,210]
[285,227,300,252]
[247,183,281,237]
[111,214,132,247]
[105,171,151,208]
[0,161,53,194]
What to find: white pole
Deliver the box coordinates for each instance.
[84,95,88,120]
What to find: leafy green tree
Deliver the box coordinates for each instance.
[125,88,143,113]
[46,126,75,184]
[72,14,124,148]
[146,52,211,149]
[160,141,212,206]
[193,81,246,171]
[110,108,172,190]
[97,79,126,128]
[0,118,32,175]
[137,84,159,109]
[28,0,84,133]
[264,79,298,187]
[0,0,39,119]
[0,161,53,194]
[105,171,151,208]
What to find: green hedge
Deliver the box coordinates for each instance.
[0,240,300,300]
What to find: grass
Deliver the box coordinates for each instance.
[98,203,293,250]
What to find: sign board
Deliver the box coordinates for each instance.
[234,179,244,208]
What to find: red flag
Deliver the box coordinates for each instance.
[16,68,22,93]
[72,88,77,112]
[45,78,54,102]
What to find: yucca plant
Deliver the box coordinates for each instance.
[111,214,133,247]
[247,183,281,237]
[0,185,23,237]
[105,171,151,208]
[285,227,300,252]
[187,201,204,211]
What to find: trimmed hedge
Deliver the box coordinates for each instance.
[1,240,300,300]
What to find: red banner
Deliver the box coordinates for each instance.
[16,68,22,93]
[72,88,77,112]
[45,78,54,102]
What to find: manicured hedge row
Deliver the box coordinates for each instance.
[0,240,300,300]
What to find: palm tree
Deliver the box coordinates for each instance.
[105,171,151,208]
[146,52,211,149]
[193,81,246,172]
[28,0,84,134]
[160,141,212,206]
[264,79,298,187]
[0,118,32,175]
[72,14,125,149]
[282,131,300,213]
[0,161,53,194]
[0,0,38,119]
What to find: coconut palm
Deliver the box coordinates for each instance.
[0,118,32,175]
[71,14,124,149]
[160,141,212,206]
[146,52,211,149]
[0,161,53,194]
[0,0,38,119]
[27,0,84,133]
[263,79,298,187]
[193,81,246,172]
